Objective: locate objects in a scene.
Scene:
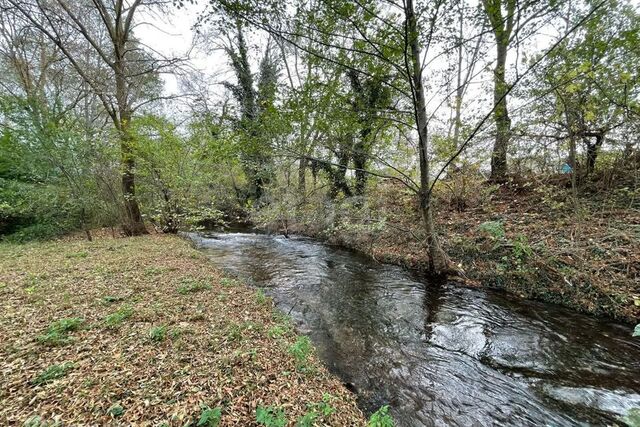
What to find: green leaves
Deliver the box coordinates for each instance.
[197,406,222,427]
[633,324,640,337]
[256,406,287,427]
[368,405,394,427]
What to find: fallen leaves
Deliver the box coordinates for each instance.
[0,234,365,426]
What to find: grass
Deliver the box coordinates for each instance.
[31,362,74,385]
[104,305,134,328]
[0,233,365,425]
[37,318,84,346]
[177,277,212,294]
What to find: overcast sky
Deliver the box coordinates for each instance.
[134,0,640,123]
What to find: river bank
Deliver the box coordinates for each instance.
[0,233,365,425]
[258,183,640,324]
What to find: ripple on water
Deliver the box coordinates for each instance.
[191,232,640,427]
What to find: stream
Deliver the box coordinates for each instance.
[189,231,640,426]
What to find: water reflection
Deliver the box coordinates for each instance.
[190,232,640,426]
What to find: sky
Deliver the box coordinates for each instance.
[134,0,640,126]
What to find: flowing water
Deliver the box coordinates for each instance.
[190,231,640,426]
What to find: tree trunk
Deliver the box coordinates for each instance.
[298,156,307,195]
[406,0,450,275]
[483,0,515,183]
[115,50,147,236]
[120,132,147,236]
[353,130,370,196]
[490,41,511,182]
[584,133,604,176]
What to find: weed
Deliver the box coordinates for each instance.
[255,289,269,305]
[315,393,336,416]
[512,234,533,264]
[478,220,505,240]
[37,318,84,346]
[368,405,394,427]
[102,295,125,304]
[144,266,164,276]
[298,393,336,425]
[226,323,244,342]
[296,411,318,427]
[65,251,88,259]
[220,277,237,287]
[169,328,183,340]
[104,305,134,328]
[107,403,124,417]
[256,406,287,427]
[148,325,167,342]
[197,405,222,427]
[288,336,312,371]
[177,278,212,295]
[268,325,287,339]
[31,362,74,385]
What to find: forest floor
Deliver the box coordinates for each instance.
[0,232,365,426]
[286,182,640,323]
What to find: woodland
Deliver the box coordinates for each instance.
[0,0,639,424]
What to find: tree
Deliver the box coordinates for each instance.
[5,0,174,235]
[535,0,640,180]
[482,0,556,181]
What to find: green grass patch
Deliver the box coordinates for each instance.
[104,305,134,328]
[31,362,74,385]
[65,251,88,259]
[219,277,238,287]
[267,325,288,339]
[37,318,84,346]
[255,289,268,305]
[148,325,167,342]
[177,277,212,295]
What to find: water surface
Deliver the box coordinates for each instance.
[190,232,640,426]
